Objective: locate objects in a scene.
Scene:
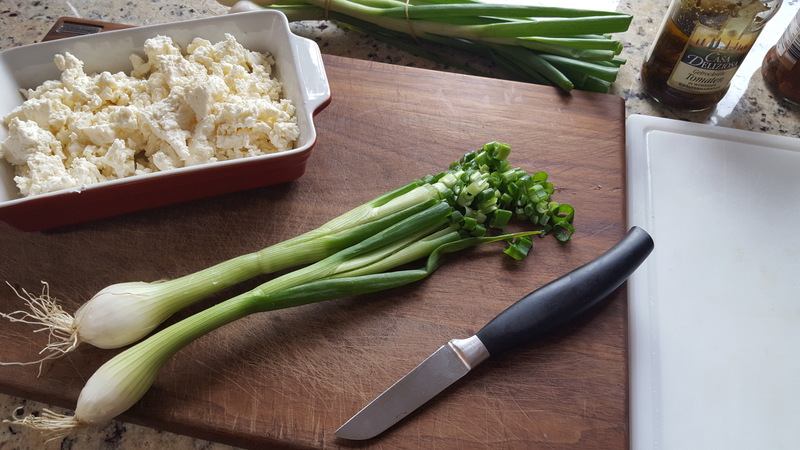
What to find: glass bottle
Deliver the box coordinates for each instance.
[642,0,783,111]
[761,9,800,105]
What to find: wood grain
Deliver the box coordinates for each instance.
[0,54,627,449]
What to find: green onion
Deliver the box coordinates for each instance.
[6,227,538,432]
[503,235,533,260]
[224,0,632,92]
[1,142,573,366]
[3,141,575,434]
[489,208,513,229]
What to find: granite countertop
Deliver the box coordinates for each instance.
[0,0,798,449]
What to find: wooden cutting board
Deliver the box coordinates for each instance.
[0,48,627,448]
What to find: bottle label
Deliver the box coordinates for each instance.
[776,12,800,65]
[667,23,756,94]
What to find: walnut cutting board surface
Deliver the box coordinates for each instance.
[0,49,628,448]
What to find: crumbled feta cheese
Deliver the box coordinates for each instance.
[0,34,300,197]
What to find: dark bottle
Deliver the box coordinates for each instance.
[642,0,782,111]
[761,9,800,105]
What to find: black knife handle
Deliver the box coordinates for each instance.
[475,226,654,356]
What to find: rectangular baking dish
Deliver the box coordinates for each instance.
[0,10,331,231]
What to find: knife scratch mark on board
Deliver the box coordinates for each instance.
[193,359,264,406]
[432,88,457,113]
[502,86,523,106]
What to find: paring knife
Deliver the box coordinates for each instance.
[335,226,654,440]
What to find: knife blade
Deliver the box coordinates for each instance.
[335,226,654,440]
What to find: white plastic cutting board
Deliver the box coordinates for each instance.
[626,115,800,450]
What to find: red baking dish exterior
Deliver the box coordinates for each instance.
[0,145,315,232]
[0,11,331,232]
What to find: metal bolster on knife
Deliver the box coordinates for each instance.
[448,336,490,370]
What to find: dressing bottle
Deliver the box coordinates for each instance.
[642,0,783,111]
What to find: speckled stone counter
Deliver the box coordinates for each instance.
[1,0,798,449]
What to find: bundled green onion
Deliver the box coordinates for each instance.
[224,0,632,92]
[2,142,574,434]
